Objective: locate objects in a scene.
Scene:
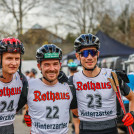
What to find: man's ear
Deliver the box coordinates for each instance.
[37,63,41,70]
[60,62,62,67]
[60,62,62,69]
[97,51,100,57]
[75,53,80,61]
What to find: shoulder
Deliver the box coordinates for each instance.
[13,72,21,80]
[74,71,82,76]
[28,78,39,85]
[97,68,112,78]
[73,71,82,79]
[101,68,112,73]
[13,72,27,85]
[57,82,70,88]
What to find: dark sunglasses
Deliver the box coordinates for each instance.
[79,49,98,58]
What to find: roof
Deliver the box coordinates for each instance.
[19,24,64,45]
[31,24,43,29]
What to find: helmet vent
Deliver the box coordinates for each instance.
[79,38,84,43]
[86,36,89,43]
[92,36,96,42]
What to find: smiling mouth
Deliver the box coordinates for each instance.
[10,67,17,69]
[86,62,93,63]
[47,73,56,76]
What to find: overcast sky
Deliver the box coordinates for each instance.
[0,0,132,38]
[22,0,126,37]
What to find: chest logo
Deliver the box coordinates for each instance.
[76,81,111,91]
[33,91,70,102]
[0,87,21,97]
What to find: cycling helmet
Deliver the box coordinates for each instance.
[36,44,62,63]
[31,68,37,75]
[0,37,24,54]
[68,62,78,71]
[74,33,100,52]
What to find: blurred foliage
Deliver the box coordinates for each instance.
[65,33,78,43]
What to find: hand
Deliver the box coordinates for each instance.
[122,112,134,126]
[24,111,32,127]
[116,70,129,83]
[58,71,68,83]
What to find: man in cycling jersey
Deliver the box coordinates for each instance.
[68,33,134,134]
[0,38,28,134]
[24,44,77,134]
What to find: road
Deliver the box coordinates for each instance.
[14,115,126,134]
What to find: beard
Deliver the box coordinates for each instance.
[44,70,59,82]
[45,70,58,74]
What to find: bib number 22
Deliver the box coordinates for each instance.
[46,106,59,119]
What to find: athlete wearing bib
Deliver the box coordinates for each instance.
[68,33,134,134]
[0,38,28,134]
[25,44,77,134]
[74,68,117,122]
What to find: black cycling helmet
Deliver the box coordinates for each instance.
[31,68,37,75]
[0,37,25,78]
[0,37,25,55]
[74,33,100,52]
[36,44,62,63]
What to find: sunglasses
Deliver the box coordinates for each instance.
[79,49,98,58]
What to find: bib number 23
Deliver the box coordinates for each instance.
[87,94,102,108]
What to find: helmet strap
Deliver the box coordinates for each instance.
[40,68,55,83]
[19,55,22,80]
[0,53,5,78]
[84,64,97,71]
[43,76,54,83]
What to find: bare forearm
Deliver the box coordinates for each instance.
[126,90,134,111]
[71,108,78,117]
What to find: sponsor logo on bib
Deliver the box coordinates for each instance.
[33,91,70,102]
[76,81,111,91]
[0,87,21,97]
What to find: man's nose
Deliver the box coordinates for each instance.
[86,53,93,59]
[49,64,55,70]
[11,59,19,65]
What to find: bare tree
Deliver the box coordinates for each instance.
[117,0,132,45]
[0,0,42,36]
[0,30,13,39]
[42,0,106,35]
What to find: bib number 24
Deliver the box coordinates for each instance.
[0,100,14,112]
